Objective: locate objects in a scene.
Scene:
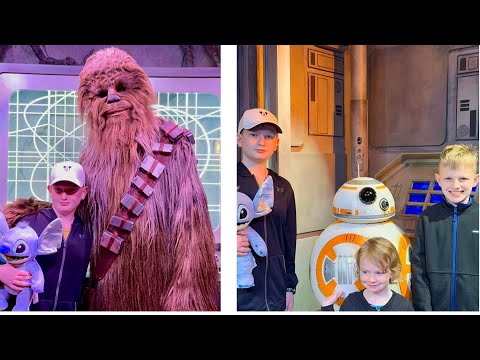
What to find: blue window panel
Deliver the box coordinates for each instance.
[408,193,427,203]
[405,205,424,215]
[429,194,443,203]
[412,181,430,190]
[433,181,442,191]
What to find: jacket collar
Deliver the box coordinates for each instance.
[441,195,475,213]
[237,161,278,178]
[46,207,83,225]
[237,161,251,177]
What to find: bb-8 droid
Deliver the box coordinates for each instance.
[310,177,411,309]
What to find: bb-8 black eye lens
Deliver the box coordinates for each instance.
[359,187,376,205]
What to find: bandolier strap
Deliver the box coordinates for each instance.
[87,120,195,308]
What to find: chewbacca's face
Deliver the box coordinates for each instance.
[77,48,155,136]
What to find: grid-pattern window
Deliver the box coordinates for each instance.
[403,180,477,216]
[8,90,220,229]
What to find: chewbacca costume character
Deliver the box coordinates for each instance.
[77,47,219,311]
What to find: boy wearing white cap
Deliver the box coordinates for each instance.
[237,108,298,311]
[0,161,93,311]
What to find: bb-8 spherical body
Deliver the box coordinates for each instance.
[310,177,411,309]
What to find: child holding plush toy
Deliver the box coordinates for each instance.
[0,161,93,311]
[0,212,63,311]
[237,176,274,289]
[237,108,298,311]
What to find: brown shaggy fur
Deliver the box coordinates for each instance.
[77,47,219,311]
[2,198,52,228]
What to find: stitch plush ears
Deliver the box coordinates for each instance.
[0,211,63,257]
[253,176,274,217]
[37,218,63,255]
[0,211,8,237]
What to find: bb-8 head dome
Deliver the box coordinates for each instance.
[332,177,396,224]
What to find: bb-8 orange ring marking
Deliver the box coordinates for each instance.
[397,234,412,299]
[340,185,357,190]
[315,233,367,306]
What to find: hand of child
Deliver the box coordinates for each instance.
[0,264,32,291]
[322,290,344,307]
[285,291,295,311]
[237,229,250,256]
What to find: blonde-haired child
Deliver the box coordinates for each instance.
[411,143,479,311]
[322,237,413,311]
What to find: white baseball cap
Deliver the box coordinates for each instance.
[50,161,85,187]
[238,108,282,134]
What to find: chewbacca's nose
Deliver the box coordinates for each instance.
[107,93,120,103]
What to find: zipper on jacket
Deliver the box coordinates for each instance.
[53,233,69,310]
[263,216,270,311]
[451,206,458,311]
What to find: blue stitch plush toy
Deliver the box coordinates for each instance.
[0,210,63,311]
[237,176,274,288]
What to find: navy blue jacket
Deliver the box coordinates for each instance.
[411,196,479,311]
[237,162,298,311]
[21,208,93,311]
